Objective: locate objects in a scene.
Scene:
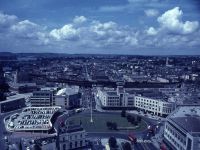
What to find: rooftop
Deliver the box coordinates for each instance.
[5,106,61,132]
[168,106,200,134]
[171,117,200,133]
[56,86,79,96]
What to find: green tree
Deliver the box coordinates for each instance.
[121,110,126,117]
[137,116,142,122]
[108,136,117,149]
[122,142,132,150]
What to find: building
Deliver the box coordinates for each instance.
[53,86,81,109]
[134,92,175,116]
[30,90,54,107]
[97,87,175,116]
[96,86,135,108]
[0,94,26,113]
[164,106,200,150]
[5,106,61,133]
[59,124,87,150]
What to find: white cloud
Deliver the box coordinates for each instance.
[73,16,87,24]
[157,7,199,34]
[146,27,158,35]
[145,9,159,17]
[50,24,79,40]
[99,6,127,12]
[11,20,38,33]
[0,11,200,54]
[0,12,17,27]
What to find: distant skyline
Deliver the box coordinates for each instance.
[0,0,200,55]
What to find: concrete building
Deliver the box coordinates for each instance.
[164,106,200,150]
[134,93,175,116]
[53,86,81,109]
[0,94,26,113]
[97,87,175,116]
[30,90,54,107]
[5,106,61,133]
[96,86,135,108]
[59,124,87,150]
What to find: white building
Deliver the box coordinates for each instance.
[164,106,200,150]
[97,87,175,116]
[96,86,135,107]
[134,94,175,116]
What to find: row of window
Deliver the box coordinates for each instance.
[165,124,186,145]
[135,97,158,104]
[165,132,185,150]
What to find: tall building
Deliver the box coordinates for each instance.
[30,90,54,107]
[0,64,9,101]
[164,106,200,150]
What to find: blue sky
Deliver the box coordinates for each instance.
[0,0,200,55]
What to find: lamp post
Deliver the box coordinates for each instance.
[90,97,93,123]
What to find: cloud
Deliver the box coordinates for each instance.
[50,24,79,40]
[0,12,17,28]
[99,6,127,12]
[145,9,159,17]
[146,27,158,35]
[73,16,87,24]
[0,10,199,54]
[157,7,199,34]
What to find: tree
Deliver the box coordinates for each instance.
[106,121,112,130]
[130,116,135,124]
[108,137,117,149]
[122,142,132,150]
[127,115,132,122]
[106,122,118,130]
[134,121,138,126]
[112,122,118,130]
[121,110,126,117]
[137,116,142,122]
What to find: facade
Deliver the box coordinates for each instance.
[59,124,87,150]
[53,86,81,109]
[164,106,200,150]
[0,94,26,113]
[134,95,175,116]
[97,86,135,107]
[30,90,54,107]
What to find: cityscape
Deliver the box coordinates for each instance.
[0,0,200,150]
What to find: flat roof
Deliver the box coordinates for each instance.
[5,106,61,132]
[171,117,200,133]
[56,86,79,96]
[168,106,200,134]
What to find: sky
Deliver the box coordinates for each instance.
[0,0,200,55]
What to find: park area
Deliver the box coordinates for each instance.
[67,112,147,132]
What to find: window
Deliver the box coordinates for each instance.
[70,142,72,149]
[63,144,66,150]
